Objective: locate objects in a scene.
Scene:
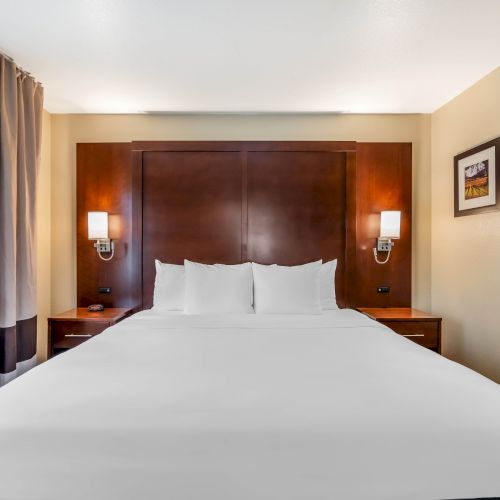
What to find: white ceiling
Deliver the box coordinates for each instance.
[1,0,499,114]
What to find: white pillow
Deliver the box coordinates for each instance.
[153,260,185,310]
[252,261,322,314]
[184,260,254,314]
[320,259,338,310]
[258,260,339,310]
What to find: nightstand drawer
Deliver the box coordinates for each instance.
[381,321,439,349]
[50,321,110,350]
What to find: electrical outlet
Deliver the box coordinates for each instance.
[377,240,392,252]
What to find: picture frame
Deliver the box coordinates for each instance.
[454,137,500,217]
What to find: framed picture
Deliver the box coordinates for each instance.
[454,137,500,217]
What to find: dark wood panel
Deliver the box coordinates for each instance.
[76,143,135,308]
[344,152,357,307]
[141,151,243,308]
[77,140,412,312]
[353,143,412,307]
[247,151,348,307]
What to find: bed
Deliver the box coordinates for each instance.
[2,141,498,500]
[1,308,500,500]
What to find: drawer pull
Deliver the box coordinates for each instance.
[402,334,425,338]
[64,334,93,338]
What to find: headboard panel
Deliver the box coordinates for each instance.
[246,151,348,305]
[141,150,243,308]
[132,141,357,309]
[77,141,412,310]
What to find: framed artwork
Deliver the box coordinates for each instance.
[454,137,500,217]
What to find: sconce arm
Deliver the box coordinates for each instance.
[96,240,115,261]
[373,246,391,265]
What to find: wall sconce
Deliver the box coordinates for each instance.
[373,210,400,264]
[88,211,115,261]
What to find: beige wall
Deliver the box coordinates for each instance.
[36,110,51,362]
[42,113,432,359]
[431,67,500,382]
[37,69,500,381]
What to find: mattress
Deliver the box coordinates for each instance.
[0,309,499,500]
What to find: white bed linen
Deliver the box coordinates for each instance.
[0,309,499,500]
[252,261,322,314]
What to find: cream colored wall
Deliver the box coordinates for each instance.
[40,69,500,381]
[36,110,51,362]
[44,112,431,359]
[431,67,500,382]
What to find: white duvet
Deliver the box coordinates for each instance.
[0,309,499,500]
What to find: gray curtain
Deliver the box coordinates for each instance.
[0,54,43,386]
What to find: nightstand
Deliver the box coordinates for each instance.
[357,307,442,353]
[47,308,131,358]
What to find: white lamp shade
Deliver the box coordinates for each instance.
[88,211,109,239]
[380,210,401,239]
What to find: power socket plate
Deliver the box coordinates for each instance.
[377,239,392,252]
[94,240,111,252]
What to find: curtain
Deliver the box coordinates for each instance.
[0,54,43,386]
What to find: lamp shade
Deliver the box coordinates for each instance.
[88,211,108,239]
[380,210,400,239]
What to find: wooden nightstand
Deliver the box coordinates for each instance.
[47,308,131,358]
[357,307,442,353]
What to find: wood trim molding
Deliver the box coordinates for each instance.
[132,140,357,153]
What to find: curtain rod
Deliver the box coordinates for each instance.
[0,50,42,86]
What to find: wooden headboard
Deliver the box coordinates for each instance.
[131,141,356,309]
[77,140,411,310]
